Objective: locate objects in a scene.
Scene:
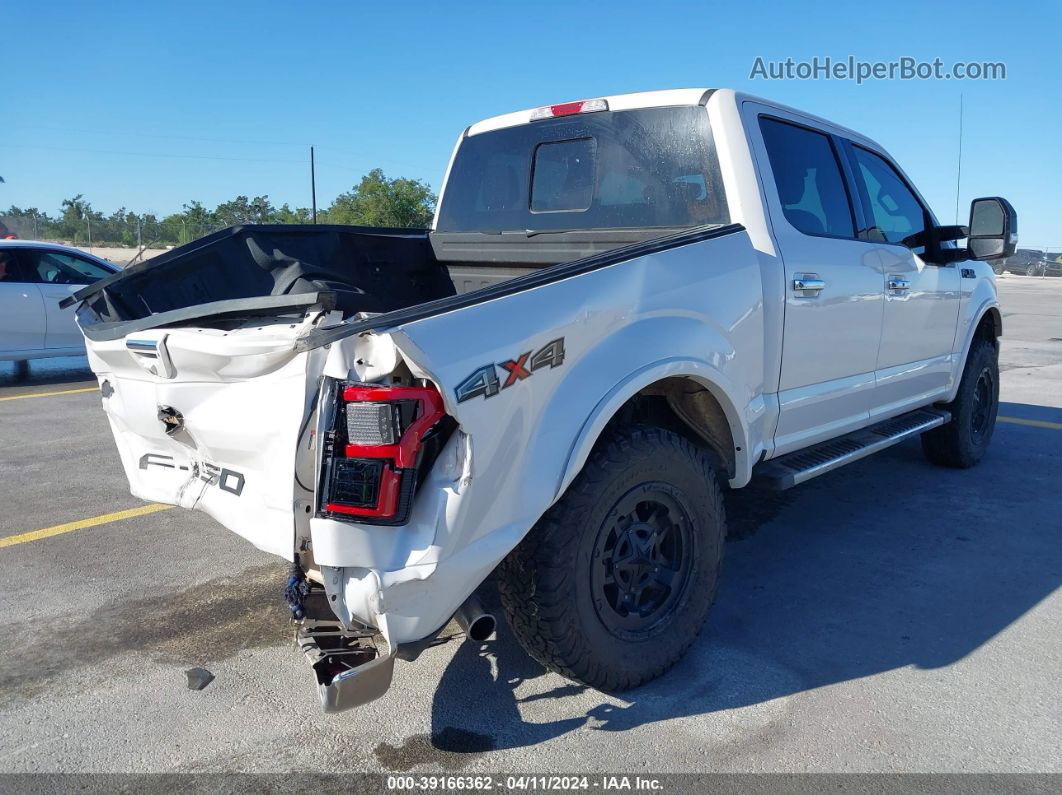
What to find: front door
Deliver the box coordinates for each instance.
[843,144,961,417]
[750,111,886,455]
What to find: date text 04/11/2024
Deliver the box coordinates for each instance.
[385,775,664,791]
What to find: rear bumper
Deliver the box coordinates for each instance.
[297,618,398,713]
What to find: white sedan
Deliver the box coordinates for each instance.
[0,240,120,362]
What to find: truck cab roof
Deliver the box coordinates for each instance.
[466,88,884,153]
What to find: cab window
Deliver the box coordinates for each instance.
[531,138,596,212]
[437,106,730,233]
[849,146,927,246]
[759,117,855,239]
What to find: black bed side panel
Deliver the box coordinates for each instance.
[77,224,456,324]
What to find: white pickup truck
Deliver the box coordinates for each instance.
[69,89,1017,712]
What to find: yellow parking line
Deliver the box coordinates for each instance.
[998,415,1062,431]
[0,504,173,549]
[0,386,98,402]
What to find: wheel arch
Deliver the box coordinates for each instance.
[556,359,752,501]
[948,301,1001,402]
[978,305,1002,343]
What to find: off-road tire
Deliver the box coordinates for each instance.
[921,338,999,468]
[497,425,726,691]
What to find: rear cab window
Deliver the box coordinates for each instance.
[436,106,730,234]
[530,138,596,212]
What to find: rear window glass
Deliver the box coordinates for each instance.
[436,106,730,233]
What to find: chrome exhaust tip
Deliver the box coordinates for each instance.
[454,595,496,642]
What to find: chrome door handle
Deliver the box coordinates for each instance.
[887,276,911,291]
[793,276,826,294]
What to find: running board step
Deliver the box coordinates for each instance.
[755,408,951,490]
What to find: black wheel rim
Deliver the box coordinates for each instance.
[971,367,994,442]
[590,483,694,639]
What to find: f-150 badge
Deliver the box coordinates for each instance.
[455,337,566,403]
[138,453,246,496]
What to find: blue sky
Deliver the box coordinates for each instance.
[4,0,1060,246]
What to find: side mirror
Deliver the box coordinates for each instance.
[968,197,1017,261]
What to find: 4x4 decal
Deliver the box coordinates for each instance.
[455,337,566,403]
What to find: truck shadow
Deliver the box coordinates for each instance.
[424,411,1061,754]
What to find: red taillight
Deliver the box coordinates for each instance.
[341,385,445,468]
[322,383,447,523]
[325,464,401,519]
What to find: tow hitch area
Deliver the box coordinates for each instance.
[285,565,397,712]
[283,564,499,712]
[297,619,397,713]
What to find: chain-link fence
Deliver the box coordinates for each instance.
[0,211,228,265]
[1,212,222,249]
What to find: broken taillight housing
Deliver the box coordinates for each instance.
[319,383,449,525]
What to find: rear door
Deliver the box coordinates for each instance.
[0,249,46,355]
[748,109,885,454]
[841,143,961,416]
[19,248,116,350]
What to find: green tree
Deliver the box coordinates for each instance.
[273,203,312,224]
[59,194,106,244]
[179,200,215,228]
[159,200,217,245]
[3,170,436,247]
[325,169,435,228]
[213,195,275,226]
[60,194,89,222]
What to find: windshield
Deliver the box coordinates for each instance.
[436,106,730,233]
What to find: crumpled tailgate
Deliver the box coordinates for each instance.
[88,326,316,560]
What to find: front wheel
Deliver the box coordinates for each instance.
[921,338,999,468]
[1026,264,1040,277]
[497,425,726,691]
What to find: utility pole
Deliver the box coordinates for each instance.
[310,145,318,224]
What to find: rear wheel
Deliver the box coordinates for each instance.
[1026,264,1040,277]
[921,338,999,468]
[497,425,726,691]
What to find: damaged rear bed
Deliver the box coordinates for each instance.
[70,219,746,711]
[64,224,457,342]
